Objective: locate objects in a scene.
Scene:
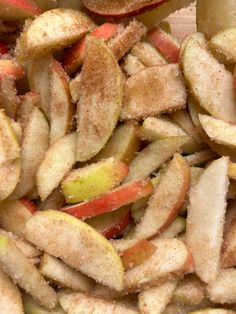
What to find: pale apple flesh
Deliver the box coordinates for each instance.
[0,59,24,79]
[122,53,146,76]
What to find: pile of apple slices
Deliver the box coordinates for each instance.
[1,0,236,313]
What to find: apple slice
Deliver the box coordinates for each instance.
[13,107,49,198]
[121,64,186,120]
[61,178,153,219]
[76,36,123,162]
[0,76,20,118]
[125,136,187,182]
[28,55,53,119]
[0,159,21,201]
[49,60,75,145]
[187,157,229,283]
[148,26,180,63]
[25,210,124,291]
[182,38,236,123]
[180,32,207,62]
[59,291,138,314]
[131,41,166,67]
[188,95,208,128]
[0,234,58,309]
[15,9,94,61]
[158,216,186,239]
[222,215,236,268]
[62,157,128,204]
[69,72,81,104]
[189,310,236,314]
[184,149,217,167]
[0,39,8,55]
[63,23,120,75]
[199,114,236,149]
[0,59,24,79]
[37,132,77,201]
[18,92,40,129]
[121,239,156,270]
[85,206,131,239]
[0,267,23,313]
[122,54,146,76]
[0,0,41,20]
[124,238,193,292]
[23,294,65,314]
[39,253,95,292]
[108,21,146,62]
[138,280,177,314]
[134,154,190,239]
[10,119,22,144]
[38,187,65,211]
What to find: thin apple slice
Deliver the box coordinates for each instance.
[184,149,217,167]
[0,59,24,79]
[59,291,138,314]
[38,187,65,211]
[18,92,40,129]
[39,253,95,292]
[0,267,23,313]
[23,294,65,314]
[124,238,193,292]
[138,280,177,314]
[0,159,21,201]
[28,55,53,119]
[37,132,77,201]
[199,114,236,149]
[62,157,128,204]
[49,60,75,145]
[134,154,190,239]
[158,216,186,239]
[10,119,22,144]
[69,73,81,104]
[188,95,208,128]
[207,268,236,304]
[182,38,236,123]
[121,64,186,120]
[125,136,187,182]
[15,9,94,61]
[25,210,124,291]
[222,215,236,268]
[13,107,49,198]
[189,310,236,314]
[0,0,41,20]
[61,178,153,219]
[0,76,20,118]
[122,54,146,76]
[180,32,207,62]
[186,157,229,283]
[76,36,123,162]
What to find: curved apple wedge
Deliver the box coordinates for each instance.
[76,36,123,162]
[187,157,229,283]
[15,9,94,61]
[0,159,21,201]
[182,38,236,123]
[23,294,65,314]
[25,210,124,291]
[134,154,190,240]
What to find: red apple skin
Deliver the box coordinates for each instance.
[148,27,180,63]
[0,40,8,55]
[63,23,120,75]
[61,178,154,219]
[103,209,131,239]
[19,198,38,214]
[0,59,24,79]
[0,0,42,19]
[82,0,169,18]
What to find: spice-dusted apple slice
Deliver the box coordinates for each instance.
[0,59,24,79]
[182,38,236,123]
[18,92,40,129]
[189,310,236,314]
[0,76,20,118]
[15,9,94,61]
[180,32,207,62]
[0,159,21,201]
[69,73,81,104]
[0,0,41,20]
[187,157,229,283]
[134,154,190,239]
[158,216,186,239]
[76,36,123,162]
[121,64,186,120]
[62,158,128,204]
[184,149,217,167]
[49,60,75,145]
[0,234,58,310]
[23,294,65,314]
[122,54,146,76]
[37,132,77,201]
[13,107,49,198]
[25,210,124,291]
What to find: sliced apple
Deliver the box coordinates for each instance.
[76,36,123,162]
[38,187,65,211]
[61,178,153,219]
[25,210,124,291]
[180,32,207,62]
[13,107,49,198]
[125,136,187,182]
[0,267,23,313]
[134,154,190,239]
[0,234,57,309]
[63,23,120,75]
[59,291,138,313]
[0,76,20,118]
[184,149,217,167]
[0,159,21,201]
[122,53,146,76]
[121,64,186,120]
[187,157,229,283]
[189,310,236,314]
[37,132,77,201]
[188,94,208,128]
[15,9,94,61]
[49,60,75,145]
[0,59,24,79]
[62,157,128,204]
[28,55,53,119]
[0,0,41,20]
[148,26,180,63]
[108,21,147,61]
[23,294,65,314]
[124,238,193,292]
[18,91,40,129]
[131,41,166,67]
[138,280,177,314]
[39,253,95,292]
[182,38,236,123]
[9,119,22,144]
[199,114,236,149]
[222,215,236,268]
[69,72,81,104]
